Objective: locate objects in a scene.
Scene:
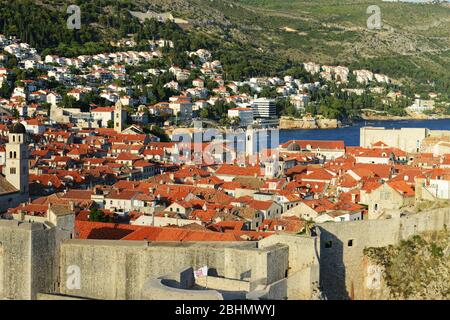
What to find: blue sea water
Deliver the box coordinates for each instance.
[279,119,450,146]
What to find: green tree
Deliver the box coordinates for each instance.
[0,81,13,99]
[89,208,113,223]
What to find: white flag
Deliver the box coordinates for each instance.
[194,266,208,279]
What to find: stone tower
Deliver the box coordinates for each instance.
[264,156,280,179]
[5,123,29,198]
[245,126,256,157]
[114,100,127,133]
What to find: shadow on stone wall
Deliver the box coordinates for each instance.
[318,228,350,300]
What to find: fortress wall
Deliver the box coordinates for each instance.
[429,130,450,138]
[196,276,251,292]
[31,225,59,298]
[0,220,31,299]
[3,207,450,301]
[265,245,289,284]
[259,234,319,274]
[223,245,289,286]
[0,220,58,300]
[259,234,320,299]
[59,240,288,300]
[319,207,450,300]
[360,127,428,152]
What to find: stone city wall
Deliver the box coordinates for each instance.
[59,240,288,300]
[259,234,320,299]
[0,220,59,300]
[318,207,450,300]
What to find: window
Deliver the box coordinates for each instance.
[325,241,332,249]
[10,168,16,175]
[348,239,354,247]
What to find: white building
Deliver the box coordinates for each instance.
[169,97,193,121]
[354,69,374,84]
[303,62,321,74]
[425,178,450,199]
[315,211,363,223]
[407,99,435,113]
[47,92,62,107]
[91,107,115,127]
[291,94,309,111]
[21,119,46,135]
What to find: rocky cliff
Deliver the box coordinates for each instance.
[280,117,341,130]
[363,231,450,300]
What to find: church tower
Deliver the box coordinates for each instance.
[114,100,127,133]
[245,126,256,157]
[5,123,29,198]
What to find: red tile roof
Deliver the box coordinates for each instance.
[75,221,244,242]
[62,190,94,200]
[215,165,262,177]
[387,180,415,197]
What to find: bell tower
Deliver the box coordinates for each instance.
[114,100,127,133]
[5,123,29,197]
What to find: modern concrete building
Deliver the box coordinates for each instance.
[251,98,277,119]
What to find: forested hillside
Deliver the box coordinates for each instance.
[1,0,450,94]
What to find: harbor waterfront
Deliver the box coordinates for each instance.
[280,119,450,146]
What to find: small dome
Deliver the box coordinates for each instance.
[10,123,26,134]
